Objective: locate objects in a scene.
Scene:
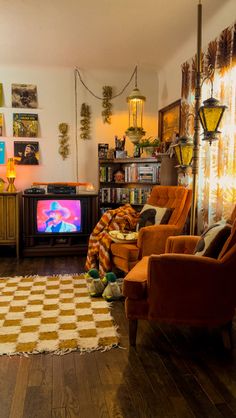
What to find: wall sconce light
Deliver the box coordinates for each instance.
[198,84,227,145]
[171,135,193,169]
[6,158,16,192]
[189,1,227,234]
[126,66,146,145]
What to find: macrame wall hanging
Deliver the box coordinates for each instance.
[80,103,91,139]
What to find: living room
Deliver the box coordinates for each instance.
[0,1,236,417]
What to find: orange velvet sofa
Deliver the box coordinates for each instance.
[111,185,192,273]
[123,208,236,348]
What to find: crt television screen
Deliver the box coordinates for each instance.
[37,199,81,233]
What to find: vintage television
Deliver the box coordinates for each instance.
[22,193,98,256]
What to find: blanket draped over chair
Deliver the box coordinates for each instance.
[85,204,139,276]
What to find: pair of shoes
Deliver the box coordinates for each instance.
[86,269,122,300]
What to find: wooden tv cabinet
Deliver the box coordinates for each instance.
[22,193,98,256]
[0,191,21,258]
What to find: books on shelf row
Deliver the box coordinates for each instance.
[100,187,152,205]
[99,163,161,183]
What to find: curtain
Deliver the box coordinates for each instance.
[181,23,236,232]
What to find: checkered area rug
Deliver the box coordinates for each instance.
[0,274,119,355]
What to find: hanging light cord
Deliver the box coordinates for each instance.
[74,65,138,182]
[74,65,137,100]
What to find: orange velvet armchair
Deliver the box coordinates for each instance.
[123,213,236,349]
[111,185,192,273]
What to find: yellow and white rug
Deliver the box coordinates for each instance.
[0,273,119,355]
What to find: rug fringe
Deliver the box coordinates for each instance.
[0,343,124,357]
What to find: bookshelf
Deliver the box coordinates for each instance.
[99,155,177,213]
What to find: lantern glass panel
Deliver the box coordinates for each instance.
[199,107,223,132]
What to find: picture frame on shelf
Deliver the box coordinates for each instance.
[158,99,181,143]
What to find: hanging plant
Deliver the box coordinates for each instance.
[102,86,113,124]
[58,123,69,160]
[80,103,91,140]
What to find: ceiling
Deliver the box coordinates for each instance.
[0,0,232,70]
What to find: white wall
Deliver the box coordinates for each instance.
[0,66,158,191]
[158,0,236,109]
[75,68,158,189]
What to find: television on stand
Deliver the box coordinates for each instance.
[22,193,98,256]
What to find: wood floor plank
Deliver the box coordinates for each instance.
[52,355,65,409]
[62,353,80,417]
[74,351,110,418]
[1,255,236,418]
[22,354,52,418]
[9,357,30,418]
[0,357,19,418]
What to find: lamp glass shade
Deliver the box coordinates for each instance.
[172,141,193,167]
[6,158,16,179]
[127,87,146,129]
[199,96,227,135]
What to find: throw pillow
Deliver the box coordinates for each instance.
[137,204,173,230]
[194,222,232,258]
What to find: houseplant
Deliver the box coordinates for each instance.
[125,127,146,144]
[138,137,162,155]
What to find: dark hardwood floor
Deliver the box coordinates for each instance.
[0,254,236,418]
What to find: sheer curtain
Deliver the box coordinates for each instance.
[181,23,236,232]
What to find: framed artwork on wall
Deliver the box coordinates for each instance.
[14,141,39,165]
[158,99,181,142]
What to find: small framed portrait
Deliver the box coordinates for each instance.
[158,99,181,142]
[113,169,125,183]
[14,141,39,165]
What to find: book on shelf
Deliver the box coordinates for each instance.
[100,186,151,205]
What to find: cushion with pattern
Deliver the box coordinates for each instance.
[194,222,231,258]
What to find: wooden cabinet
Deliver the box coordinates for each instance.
[99,155,177,214]
[0,192,21,257]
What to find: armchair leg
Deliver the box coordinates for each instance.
[129,319,138,346]
[221,321,233,350]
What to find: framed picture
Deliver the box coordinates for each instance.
[14,141,39,165]
[158,99,181,142]
[12,84,38,108]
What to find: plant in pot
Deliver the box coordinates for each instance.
[125,127,146,144]
[138,137,162,156]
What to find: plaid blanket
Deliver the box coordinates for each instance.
[85,204,139,276]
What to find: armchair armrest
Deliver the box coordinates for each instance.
[147,254,230,324]
[165,235,200,254]
[137,224,180,256]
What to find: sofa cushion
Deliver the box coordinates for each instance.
[137,204,173,230]
[123,256,149,300]
[147,186,188,225]
[111,242,139,261]
[194,222,231,258]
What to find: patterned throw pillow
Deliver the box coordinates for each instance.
[137,204,173,230]
[194,222,232,258]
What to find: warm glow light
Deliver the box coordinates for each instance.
[7,158,16,179]
[6,158,16,192]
